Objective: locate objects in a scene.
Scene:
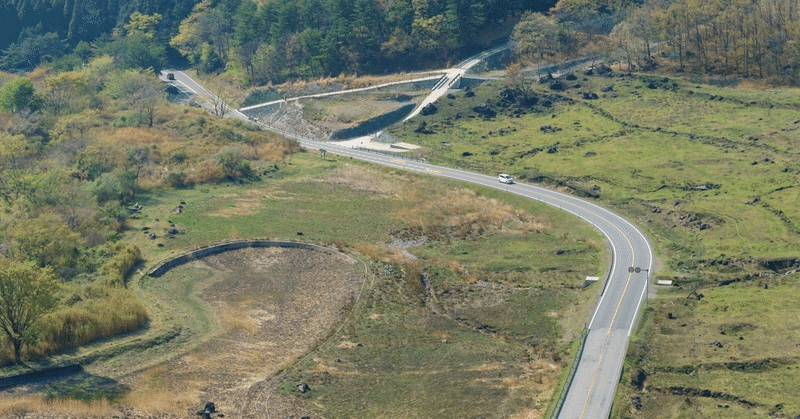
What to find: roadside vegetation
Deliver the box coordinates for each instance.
[387,62,800,416]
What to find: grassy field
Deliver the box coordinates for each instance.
[386,68,800,417]
[1,151,606,418]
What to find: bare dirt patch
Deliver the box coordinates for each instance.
[10,247,363,418]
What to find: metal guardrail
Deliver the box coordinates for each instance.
[549,323,589,419]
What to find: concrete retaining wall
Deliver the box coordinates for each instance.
[0,364,82,389]
[328,103,416,140]
[148,240,358,277]
[241,102,283,119]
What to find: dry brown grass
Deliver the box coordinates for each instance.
[313,164,402,195]
[0,395,116,418]
[396,187,551,235]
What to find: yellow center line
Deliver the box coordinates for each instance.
[579,271,634,418]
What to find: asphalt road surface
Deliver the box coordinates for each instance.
[162,60,654,419]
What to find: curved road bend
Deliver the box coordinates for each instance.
[163,68,654,419]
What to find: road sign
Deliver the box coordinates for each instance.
[635,267,641,273]
[628,267,634,273]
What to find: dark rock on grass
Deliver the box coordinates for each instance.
[594,64,613,76]
[564,73,577,81]
[464,90,475,97]
[631,369,648,390]
[414,121,434,134]
[584,151,597,157]
[647,82,657,89]
[446,93,456,99]
[582,92,599,100]
[547,147,558,154]
[555,249,565,255]
[630,395,643,410]
[472,103,496,118]
[601,85,614,92]
[462,151,473,157]
[420,103,438,116]
[489,150,500,156]
[204,402,216,413]
[539,73,554,83]
[549,80,566,91]
[592,184,601,191]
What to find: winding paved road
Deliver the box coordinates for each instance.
[162,53,654,418]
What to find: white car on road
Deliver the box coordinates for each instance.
[498,174,514,184]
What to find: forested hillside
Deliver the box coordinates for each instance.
[1,0,557,82]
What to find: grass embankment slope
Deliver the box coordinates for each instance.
[2,151,606,418]
[388,68,800,417]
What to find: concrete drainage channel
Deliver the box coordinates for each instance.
[148,240,358,277]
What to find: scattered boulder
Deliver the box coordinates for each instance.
[582,92,599,100]
[584,151,597,157]
[548,80,565,91]
[710,341,723,348]
[131,202,142,211]
[547,147,558,154]
[414,121,434,134]
[296,382,310,393]
[204,402,216,413]
[446,93,456,100]
[489,150,500,156]
[167,228,179,235]
[539,125,561,133]
[464,90,475,97]
[472,103,496,118]
[630,395,643,410]
[148,233,156,240]
[592,184,601,191]
[631,369,648,390]
[420,103,438,116]
[462,151,473,157]
[601,85,614,92]
[564,73,577,81]
[647,82,657,89]
[594,64,613,76]
[555,249,565,255]
[170,205,183,214]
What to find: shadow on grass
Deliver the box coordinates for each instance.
[44,372,130,403]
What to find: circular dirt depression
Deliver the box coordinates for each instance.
[131,245,365,418]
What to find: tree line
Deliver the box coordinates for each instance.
[169,0,555,85]
[512,0,800,82]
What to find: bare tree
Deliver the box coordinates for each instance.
[107,70,166,127]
